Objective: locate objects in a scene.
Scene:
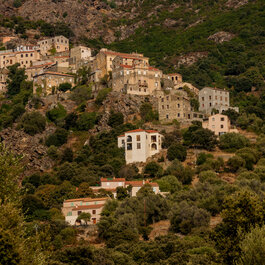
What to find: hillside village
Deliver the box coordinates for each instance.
[1,2,265,263]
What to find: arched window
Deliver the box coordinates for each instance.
[127,135,132,142]
[151,143,157,150]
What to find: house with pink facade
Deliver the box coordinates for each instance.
[202,113,238,136]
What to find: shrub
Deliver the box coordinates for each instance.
[58,82,72,92]
[227,156,246,172]
[46,128,68,147]
[46,104,67,123]
[20,111,46,135]
[196,152,214,165]
[219,133,249,151]
[77,112,97,131]
[61,147,73,162]
[70,85,92,105]
[167,144,187,162]
[95,88,111,106]
[108,111,124,128]
[140,102,158,122]
[170,201,210,234]
[144,162,163,178]
[157,175,182,193]
[198,170,218,183]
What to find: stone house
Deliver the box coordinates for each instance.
[199,87,239,114]
[33,71,75,95]
[62,197,108,225]
[118,129,163,164]
[37,35,69,56]
[202,113,238,136]
[0,50,40,69]
[112,56,162,95]
[157,89,204,123]
[25,61,55,80]
[94,48,147,80]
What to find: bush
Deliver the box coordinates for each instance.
[46,104,67,123]
[157,175,182,193]
[219,133,249,151]
[95,88,111,106]
[170,201,210,234]
[108,111,124,128]
[77,112,97,131]
[58,82,72,92]
[167,144,187,162]
[144,162,163,178]
[46,128,68,147]
[70,85,92,105]
[196,152,214,165]
[227,156,246,172]
[61,147,73,162]
[140,103,158,122]
[20,111,46,135]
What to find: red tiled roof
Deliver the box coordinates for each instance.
[64,197,108,203]
[120,64,133,69]
[148,66,160,71]
[92,188,117,192]
[118,134,125,138]
[72,204,105,211]
[125,181,144,187]
[100,178,125,182]
[122,129,158,134]
[167,73,180,76]
[104,51,144,58]
[35,71,74,77]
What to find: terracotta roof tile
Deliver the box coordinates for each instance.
[72,204,105,211]
[64,197,108,203]
[100,178,125,182]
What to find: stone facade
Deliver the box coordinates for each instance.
[37,35,69,56]
[33,71,75,95]
[118,129,163,164]
[0,68,8,93]
[112,56,162,95]
[199,87,231,114]
[0,50,40,69]
[157,90,203,123]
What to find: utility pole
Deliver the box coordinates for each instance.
[144,198,146,227]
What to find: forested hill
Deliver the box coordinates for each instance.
[1,0,265,93]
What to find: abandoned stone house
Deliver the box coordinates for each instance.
[157,90,203,123]
[69,46,93,70]
[118,129,163,164]
[33,71,75,95]
[37,35,69,56]
[0,68,8,93]
[112,56,162,95]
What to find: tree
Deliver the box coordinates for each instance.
[170,201,210,235]
[191,128,218,151]
[167,143,187,161]
[22,194,45,217]
[144,162,163,178]
[76,66,91,85]
[61,147,73,162]
[227,155,246,172]
[7,63,27,96]
[116,186,129,200]
[140,103,158,122]
[238,225,265,265]
[157,175,182,193]
[108,111,124,128]
[77,112,97,131]
[222,109,239,125]
[219,133,249,151]
[46,128,68,147]
[46,104,67,123]
[213,191,265,264]
[76,212,91,225]
[58,82,72,92]
[20,111,46,135]
[70,85,92,105]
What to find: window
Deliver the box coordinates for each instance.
[212,125,215,129]
[162,105,164,109]
[92,210,96,214]
[127,143,132,150]
[67,212,72,216]
[71,202,74,206]
[151,143,157,150]
[167,105,169,109]
[166,114,169,119]
[177,104,180,108]
[136,135,141,141]
[220,96,223,100]
[209,96,211,100]
[178,113,180,117]
[166,96,169,100]
[202,97,204,101]
[209,103,212,106]
[137,143,141,149]
[221,117,224,121]
[212,118,215,121]
[221,125,224,129]
[21,54,23,58]
[225,97,228,102]
[161,98,164,102]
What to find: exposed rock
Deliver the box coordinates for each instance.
[225,0,248,8]
[175,52,208,67]
[163,18,177,27]
[208,31,235,43]
[89,91,158,134]
[0,126,55,176]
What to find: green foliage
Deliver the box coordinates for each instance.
[77,112,97,131]
[140,102,158,122]
[58,82,72,92]
[167,143,187,162]
[227,155,246,172]
[196,152,214,165]
[7,63,27,96]
[20,111,46,135]
[46,128,68,147]
[70,85,92,105]
[157,175,182,193]
[144,161,163,178]
[108,111,124,128]
[76,212,91,225]
[13,0,22,8]
[238,225,265,265]
[46,104,67,124]
[170,201,210,235]
[95,88,111,106]
[219,133,250,151]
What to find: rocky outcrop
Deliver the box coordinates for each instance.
[176,52,208,67]
[89,91,158,133]
[0,126,55,176]
[208,31,235,43]
[225,0,248,8]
